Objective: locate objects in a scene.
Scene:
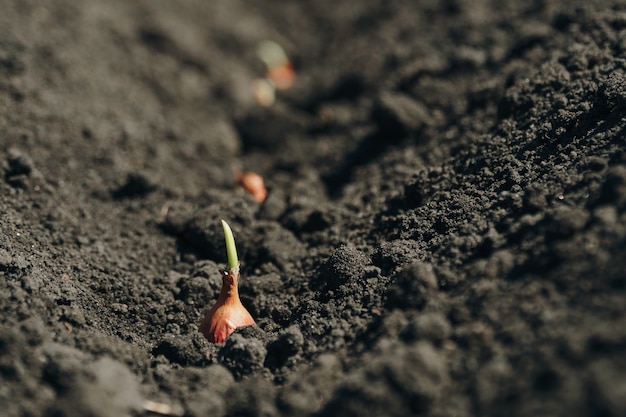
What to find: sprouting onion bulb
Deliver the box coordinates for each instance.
[199,220,255,343]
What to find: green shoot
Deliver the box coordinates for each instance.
[221,219,239,271]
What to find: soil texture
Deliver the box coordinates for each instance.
[1,1,626,416]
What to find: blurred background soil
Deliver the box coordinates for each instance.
[1,1,625,416]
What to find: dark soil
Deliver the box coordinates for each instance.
[2,1,626,416]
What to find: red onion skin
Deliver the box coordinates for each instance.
[199,268,255,343]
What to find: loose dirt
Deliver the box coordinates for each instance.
[1,1,625,416]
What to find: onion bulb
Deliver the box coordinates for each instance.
[199,220,255,343]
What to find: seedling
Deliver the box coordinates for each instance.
[199,220,255,343]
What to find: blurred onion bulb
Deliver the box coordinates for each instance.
[199,220,255,343]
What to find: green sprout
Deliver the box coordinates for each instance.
[221,219,239,271]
